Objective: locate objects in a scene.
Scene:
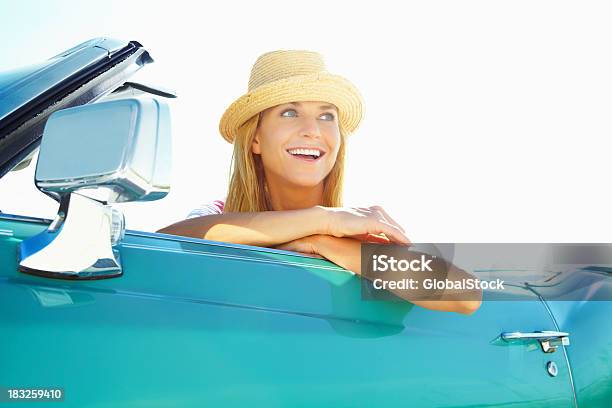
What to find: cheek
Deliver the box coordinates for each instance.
[324,144,341,171]
[326,130,341,157]
[259,133,288,168]
[325,150,340,171]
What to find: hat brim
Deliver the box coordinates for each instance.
[219,72,364,143]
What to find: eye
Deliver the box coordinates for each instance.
[320,112,336,121]
[280,109,297,117]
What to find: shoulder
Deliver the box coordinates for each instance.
[186,200,225,219]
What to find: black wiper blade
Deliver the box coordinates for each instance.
[111,81,177,98]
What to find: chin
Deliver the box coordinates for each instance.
[285,174,327,188]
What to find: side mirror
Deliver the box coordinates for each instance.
[35,97,171,202]
[19,98,172,280]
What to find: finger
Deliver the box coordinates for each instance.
[374,221,411,245]
[369,205,405,234]
[377,207,406,233]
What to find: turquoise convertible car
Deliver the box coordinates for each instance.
[0,38,610,407]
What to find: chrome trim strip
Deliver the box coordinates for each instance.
[128,229,336,261]
[121,242,347,272]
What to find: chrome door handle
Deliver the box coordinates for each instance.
[501,331,570,353]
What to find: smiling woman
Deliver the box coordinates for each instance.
[157,50,481,315]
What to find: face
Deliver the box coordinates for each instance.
[252,100,341,188]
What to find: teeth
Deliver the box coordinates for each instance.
[288,148,321,157]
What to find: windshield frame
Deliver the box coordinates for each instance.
[0,38,153,179]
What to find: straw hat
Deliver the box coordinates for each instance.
[219,50,364,143]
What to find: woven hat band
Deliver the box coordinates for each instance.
[248,50,327,91]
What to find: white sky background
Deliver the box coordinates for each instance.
[0,0,611,242]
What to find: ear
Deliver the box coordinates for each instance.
[251,129,262,154]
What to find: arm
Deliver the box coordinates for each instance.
[157,205,410,248]
[157,207,327,247]
[277,235,482,315]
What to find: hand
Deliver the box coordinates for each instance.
[275,235,321,255]
[319,205,411,245]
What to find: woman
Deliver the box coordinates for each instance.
[158,50,481,314]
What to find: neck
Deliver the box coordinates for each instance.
[265,175,325,211]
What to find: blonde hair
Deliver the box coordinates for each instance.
[224,112,346,212]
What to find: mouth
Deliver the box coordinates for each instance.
[286,147,326,162]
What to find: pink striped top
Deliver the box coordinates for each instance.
[187,200,225,219]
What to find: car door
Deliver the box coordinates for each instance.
[1,219,576,407]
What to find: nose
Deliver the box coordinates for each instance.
[299,116,322,139]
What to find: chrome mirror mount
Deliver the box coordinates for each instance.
[18,97,171,279]
[19,193,124,279]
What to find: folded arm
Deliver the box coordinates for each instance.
[157,205,410,247]
[277,235,482,315]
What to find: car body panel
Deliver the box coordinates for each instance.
[546,300,612,407]
[0,214,579,407]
